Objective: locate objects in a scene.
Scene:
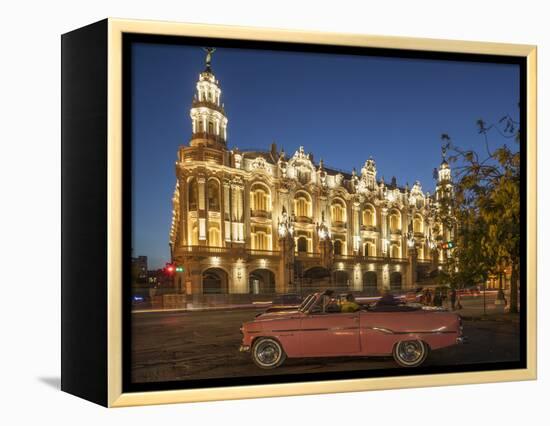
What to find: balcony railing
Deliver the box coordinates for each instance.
[176,246,409,264]
[336,253,409,264]
[191,99,225,114]
[296,251,320,259]
[250,209,272,219]
[178,245,233,254]
[191,131,226,145]
[247,249,280,257]
[177,246,281,258]
[331,221,346,228]
[295,215,313,224]
[333,253,355,260]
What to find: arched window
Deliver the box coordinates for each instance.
[297,236,308,253]
[188,179,198,211]
[208,225,220,247]
[363,241,376,257]
[202,268,228,294]
[390,244,401,258]
[390,272,402,290]
[417,244,424,260]
[251,184,271,213]
[334,239,343,255]
[413,214,424,233]
[207,179,220,211]
[190,223,199,245]
[363,271,377,288]
[389,211,401,232]
[294,192,312,218]
[252,226,271,250]
[333,270,349,287]
[254,232,268,250]
[362,205,376,227]
[331,200,346,224]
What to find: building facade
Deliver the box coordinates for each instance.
[169,52,454,296]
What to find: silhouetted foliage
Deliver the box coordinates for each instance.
[441,114,520,313]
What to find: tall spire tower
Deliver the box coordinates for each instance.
[189,47,228,149]
[436,145,453,200]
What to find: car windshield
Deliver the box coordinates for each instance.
[299,294,317,312]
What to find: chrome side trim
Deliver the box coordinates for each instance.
[366,327,457,335]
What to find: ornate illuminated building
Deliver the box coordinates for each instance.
[169,50,454,296]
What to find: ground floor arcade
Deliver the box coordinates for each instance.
[173,252,424,297]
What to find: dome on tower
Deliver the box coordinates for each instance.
[189,47,228,149]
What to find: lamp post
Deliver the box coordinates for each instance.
[495,260,506,305]
[407,230,417,289]
[278,207,295,293]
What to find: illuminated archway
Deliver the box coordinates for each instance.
[249,269,276,294]
[202,268,228,294]
[390,271,402,291]
[363,271,378,295]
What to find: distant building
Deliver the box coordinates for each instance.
[169,51,454,296]
[131,256,148,288]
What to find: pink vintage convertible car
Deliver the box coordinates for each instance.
[240,292,465,369]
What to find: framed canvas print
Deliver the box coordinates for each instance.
[61,18,537,407]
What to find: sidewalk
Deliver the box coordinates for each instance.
[447,302,519,322]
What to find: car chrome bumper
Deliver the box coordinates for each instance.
[456,336,468,344]
[239,345,250,352]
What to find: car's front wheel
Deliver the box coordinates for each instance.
[392,340,429,367]
[251,337,286,369]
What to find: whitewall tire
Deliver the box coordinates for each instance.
[251,337,286,369]
[392,340,429,367]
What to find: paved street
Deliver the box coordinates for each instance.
[131,302,521,383]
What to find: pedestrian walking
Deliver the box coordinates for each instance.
[434,288,442,307]
[450,288,457,310]
[425,289,432,306]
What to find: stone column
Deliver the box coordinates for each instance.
[237,186,244,241]
[223,181,231,242]
[278,234,295,294]
[408,245,417,288]
[178,177,187,246]
[231,184,239,242]
[352,202,360,254]
[197,177,206,242]
[382,264,390,290]
[243,183,251,247]
[352,263,362,291]
[231,261,248,294]
[380,207,388,255]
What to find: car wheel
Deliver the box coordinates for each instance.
[251,337,286,369]
[392,340,429,367]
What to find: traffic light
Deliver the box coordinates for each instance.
[440,241,455,250]
[165,263,175,274]
[175,266,184,273]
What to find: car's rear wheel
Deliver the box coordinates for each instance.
[392,340,429,367]
[252,337,286,369]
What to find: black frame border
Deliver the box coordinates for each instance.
[121,33,528,394]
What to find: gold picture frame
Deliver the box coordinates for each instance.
[61,18,537,407]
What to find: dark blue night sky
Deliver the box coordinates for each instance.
[131,43,520,269]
